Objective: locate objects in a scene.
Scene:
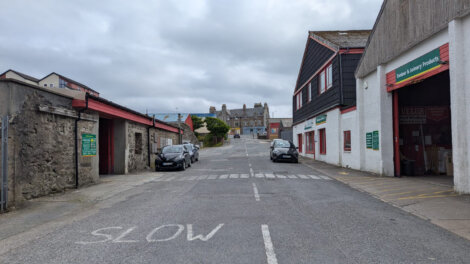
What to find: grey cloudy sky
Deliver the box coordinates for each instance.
[0,0,382,117]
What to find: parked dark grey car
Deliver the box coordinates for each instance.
[155,145,192,171]
[183,143,199,163]
[270,140,299,163]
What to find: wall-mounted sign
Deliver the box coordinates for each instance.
[366,132,372,149]
[372,130,379,150]
[82,134,96,157]
[304,119,313,130]
[395,48,441,84]
[316,115,327,125]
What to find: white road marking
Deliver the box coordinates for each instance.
[207,175,218,179]
[265,173,275,179]
[250,168,254,177]
[255,173,265,178]
[275,174,287,179]
[186,176,198,181]
[320,175,332,180]
[240,174,249,178]
[230,174,239,179]
[163,176,176,181]
[261,225,278,264]
[297,174,309,179]
[76,226,122,245]
[219,174,229,179]
[252,183,260,201]
[287,175,297,179]
[112,226,138,243]
[197,175,208,180]
[309,175,321,180]
[186,224,224,241]
[146,224,184,242]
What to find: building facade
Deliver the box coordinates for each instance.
[292,30,369,167]
[267,118,292,140]
[210,103,269,135]
[354,0,470,193]
[0,78,181,208]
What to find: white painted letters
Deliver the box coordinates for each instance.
[146,224,185,242]
[75,226,123,245]
[186,224,224,242]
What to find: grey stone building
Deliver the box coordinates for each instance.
[209,103,269,135]
[0,77,181,208]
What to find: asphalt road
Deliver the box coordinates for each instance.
[2,136,470,263]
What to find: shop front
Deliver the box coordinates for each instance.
[386,44,451,177]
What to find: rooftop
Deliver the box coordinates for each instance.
[309,30,371,49]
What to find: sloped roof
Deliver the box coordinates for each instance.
[309,30,371,49]
[217,106,265,118]
[40,72,100,94]
[1,69,40,82]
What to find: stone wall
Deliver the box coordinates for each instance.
[0,80,99,206]
[127,121,149,172]
[148,128,179,169]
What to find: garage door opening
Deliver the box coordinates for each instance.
[394,71,452,179]
[99,118,114,175]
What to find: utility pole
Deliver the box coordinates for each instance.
[177,113,182,144]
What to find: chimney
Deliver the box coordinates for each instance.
[222,104,227,112]
[209,106,216,114]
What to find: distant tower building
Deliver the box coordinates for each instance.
[212,103,270,135]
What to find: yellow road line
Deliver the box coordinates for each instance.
[397,194,458,200]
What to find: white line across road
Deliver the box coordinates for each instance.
[261,225,278,264]
[152,174,332,182]
[252,183,260,201]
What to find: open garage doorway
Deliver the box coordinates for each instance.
[394,71,453,180]
[99,118,114,175]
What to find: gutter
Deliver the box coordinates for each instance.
[74,93,88,189]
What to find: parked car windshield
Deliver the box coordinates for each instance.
[162,145,183,153]
[274,140,292,148]
[184,144,193,151]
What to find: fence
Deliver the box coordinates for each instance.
[1,115,8,213]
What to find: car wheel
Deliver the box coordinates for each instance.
[181,161,186,171]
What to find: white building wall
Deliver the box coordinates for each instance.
[356,29,450,176]
[449,14,470,193]
[38,74,59,88]
[340,110,360,170]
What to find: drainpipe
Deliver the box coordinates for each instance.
[147,115,155,167]
[75,93,88,189]
[177,113,182,144]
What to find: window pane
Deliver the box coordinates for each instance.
[320,71,325,93]
[327,65,333,88]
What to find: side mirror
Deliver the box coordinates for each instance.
[195,145,200,149]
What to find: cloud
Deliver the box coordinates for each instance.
[0,0,382,117]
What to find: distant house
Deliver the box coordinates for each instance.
[0,69,99,96]
[210,103,269,135]
[153,113,193,131]
[39,72,99,96]
[267,118,292,140]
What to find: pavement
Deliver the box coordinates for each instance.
[0,136,470,263]
[299,156,470,241]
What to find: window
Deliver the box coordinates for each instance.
[50,84,53,88]
[44,84,47,87]
[135,133,143,154]
[296,91,303,110]
[319,129,326,154]
[59,79,67,88]
[306,131,315,154]
[318,64,333,94]
[297,134,303,153]
[307,82,312,102]
[235,122,239,127]
[344,130,351,151]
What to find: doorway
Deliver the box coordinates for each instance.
[99,118,114,175]
[393,71,452,177]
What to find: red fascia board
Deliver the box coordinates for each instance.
[339,48,364,54]
[340,106,357,114]
[294,52,338,96]
[72,99,180,133]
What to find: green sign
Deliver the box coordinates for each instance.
[372,130,379,150]
[316,115,327,125]
[366,132,372,149]
[82,134,96,157]
[395,48,441,84]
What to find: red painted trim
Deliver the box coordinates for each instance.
[340,106,357,114]
[393,92,400,177]
[73,99,180,133]
[309,36,337,52]
[297,134,303,153]
[319,128,326,155]
[339,48,364,54]
[385,43,450,92]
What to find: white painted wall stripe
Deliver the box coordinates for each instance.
[261,225,278,264]
[252,183,260,201]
